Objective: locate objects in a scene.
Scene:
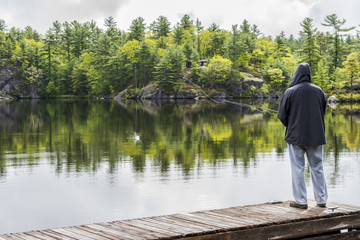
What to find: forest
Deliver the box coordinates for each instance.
[0,14,359,100]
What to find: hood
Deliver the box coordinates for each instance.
[290,63,312,87]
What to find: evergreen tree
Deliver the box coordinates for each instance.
[240,20,251,33]
[62,22,73,62]
[274,35,288,58]
[71,21,90,58]
[195,18,204,58]
[155,45,184,87]
[104,16,119,41]
[180,14,193,31]
[251,24,261,37]
[207,30,227,57]
[208,23,220,32]
[322,14,355,69]
[227,25,247,63]
[298,18,320,70]
[0,19,6,31]
[150,16,171,38]
[42,29,56,86]
[173,23,184,45]
[128,17,146,41]
[313,59,329,91]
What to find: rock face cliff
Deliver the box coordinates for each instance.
[114,72,265,100]
[0,64,40,98]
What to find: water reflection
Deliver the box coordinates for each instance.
[0,99,281,176]
[0,99,359,180]
[1,99,360,234]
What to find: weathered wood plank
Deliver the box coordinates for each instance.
[304,230,360,240]
[84,224,145,240]
[77,225,129,240]
[0,234,27,240]
[133,217,198,234]
[2,201,360,240]
[61,227,111,240]
[42,230,78,240]
[172,213,234,229]
[22,231,57,240]
[46,229,84,240]
[97,221,167,239]
[182,213,360,240]
[154,215,218,231]
[120,219,183,236]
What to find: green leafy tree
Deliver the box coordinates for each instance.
[343,52,360,91]
[205,55,232,88]
[267,68,284,92]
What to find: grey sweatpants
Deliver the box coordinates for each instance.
[288,144,328,205]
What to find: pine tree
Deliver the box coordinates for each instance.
[150,16,171,39]
[298,18,320,70]
[0,19,6,31]
[173,23,184,45]
[128,17,146,41]
[240,20,251,33]
[322,14,355,69]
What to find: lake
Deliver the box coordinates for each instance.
[0,99,359,234]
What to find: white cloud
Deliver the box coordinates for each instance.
[0,0,358,36]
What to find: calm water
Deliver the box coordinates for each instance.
[0,99,359,234]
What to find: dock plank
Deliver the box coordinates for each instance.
[121,219,183,236]
[84,224,144,240]
[1,201,360,240]
[77,225,131,240]
[40,230,76,240]
[97,221,167,239]
[147,216,215,233]
[60,227,111,240]
[22,231,60,240]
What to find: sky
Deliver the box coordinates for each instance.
[0,0,359,37]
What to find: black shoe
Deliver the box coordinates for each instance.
[289,201,308,209]
[317,203,326,208]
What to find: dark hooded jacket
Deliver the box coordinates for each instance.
[278,63,327,146]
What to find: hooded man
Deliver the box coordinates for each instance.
[278,63,328,209]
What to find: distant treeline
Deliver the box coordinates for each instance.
[0,14,359,98]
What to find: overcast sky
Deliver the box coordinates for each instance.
[0,0,359,37]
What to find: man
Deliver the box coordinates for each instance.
[278,63,328,209]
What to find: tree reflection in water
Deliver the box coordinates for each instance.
[0,99,359,183]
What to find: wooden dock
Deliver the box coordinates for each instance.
[1,200,360,240]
